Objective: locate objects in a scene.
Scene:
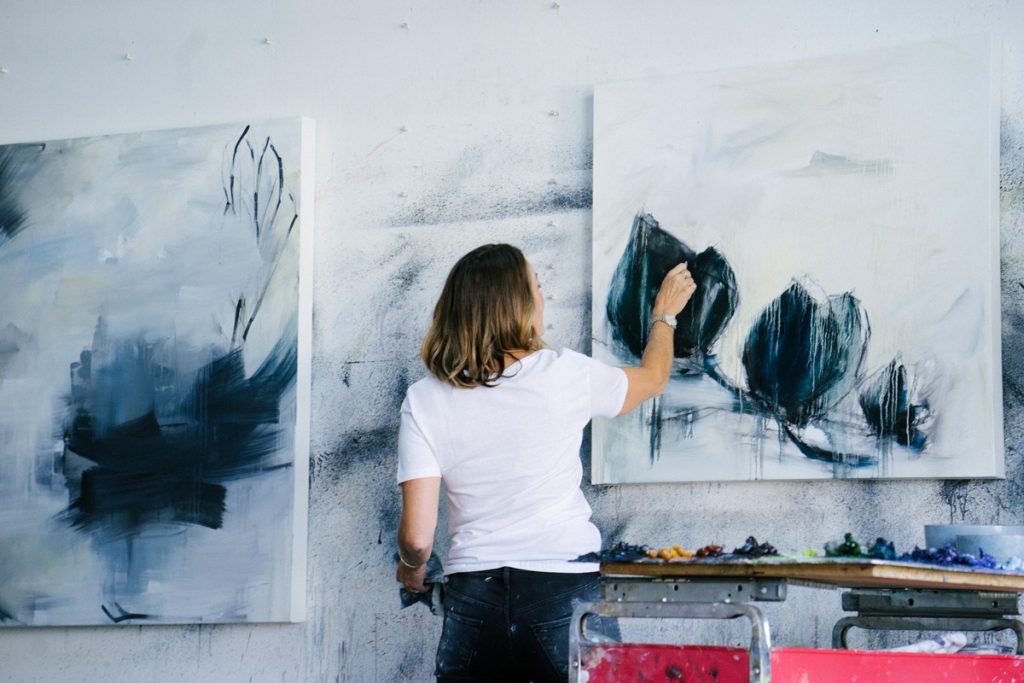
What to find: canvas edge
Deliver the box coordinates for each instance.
[289,116,315,622]
[988,34,1006,479]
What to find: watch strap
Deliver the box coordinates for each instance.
[652,313,677,330]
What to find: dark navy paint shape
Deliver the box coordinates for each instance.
[742,282,868,426]
[64,322,296,534]
[860,358,928,449]
[606,213,738,367]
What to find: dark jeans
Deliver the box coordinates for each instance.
[436,567,612,683]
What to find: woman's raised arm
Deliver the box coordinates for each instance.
[619,263,696,415]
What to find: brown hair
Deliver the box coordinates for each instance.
[422,244,541,388]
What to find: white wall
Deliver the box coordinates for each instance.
[2,1,1024,680]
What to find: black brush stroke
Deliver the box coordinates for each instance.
[783,425,877,468]
[222,126,299,344]
[287,208,298,237]
[659,366,879,467]
[0,148,29,246]
[231,297,246,346]
[254,137,269,239]
[859,358,928,449]
[258,140,284,241]
[239,240,291,342]
[101,602,150,624]
[224,125,251,216]
[243,139,256,226]
[648,396,662,465]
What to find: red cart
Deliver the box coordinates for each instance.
[571,558,1024,682]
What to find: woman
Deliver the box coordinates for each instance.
[396,243,695,682]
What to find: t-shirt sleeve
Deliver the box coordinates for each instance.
[396,393,442,483]
[588,355,629,419]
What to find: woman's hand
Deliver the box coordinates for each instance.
[396,561,429,593]
[653,262,697,318]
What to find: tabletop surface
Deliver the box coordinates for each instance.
[600,557,1024,592]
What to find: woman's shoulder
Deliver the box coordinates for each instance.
[549,346,592,366]
[545,347,624,378]
[405,373,451,402]
[519,347,594,378]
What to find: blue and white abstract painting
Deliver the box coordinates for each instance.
[0,119,313,625]
[592,37,1002,483]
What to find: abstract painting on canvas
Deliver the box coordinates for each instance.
[592,37,1001,483]
[0,119,313,625]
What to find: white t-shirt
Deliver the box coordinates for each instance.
[397,348,628,575]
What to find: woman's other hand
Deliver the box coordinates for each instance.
[396,560,429,593]
[653,262,697,318]
[396,477,440,593]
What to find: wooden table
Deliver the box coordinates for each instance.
[570,557,1024,683]
[600,556,1024,592]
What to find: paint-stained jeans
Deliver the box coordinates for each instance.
[435,567,610,683]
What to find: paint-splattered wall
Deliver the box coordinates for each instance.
[1,1,1023,680]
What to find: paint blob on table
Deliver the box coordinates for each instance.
[582,532,1021,572]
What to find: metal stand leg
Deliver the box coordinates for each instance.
[833,615,1024,654]
[833,589,1024,654]
[570,600,772,683]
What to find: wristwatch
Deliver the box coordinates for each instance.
[652,313,677,330]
